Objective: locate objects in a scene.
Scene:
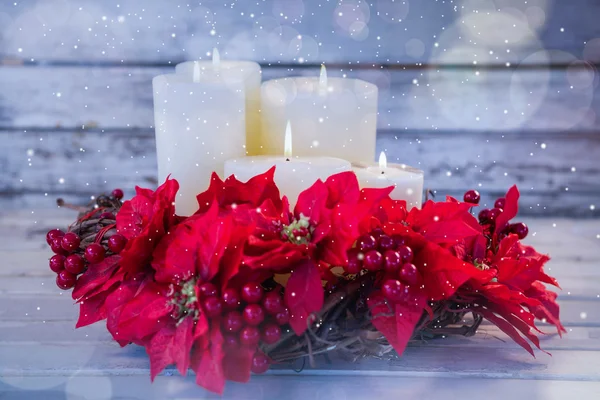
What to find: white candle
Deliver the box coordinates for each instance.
[175,49,262,155]
[353,152,424,210]
[260,65,378,163]
[153,51,246,215]
[224,122,351,207]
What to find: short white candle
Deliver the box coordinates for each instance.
[225,122,351,207]
[153,51,246,215]
[353,152,424,210]
[175,49,262,155]
[260,65,378,163]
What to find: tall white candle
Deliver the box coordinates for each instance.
[260,65,378,163]
[353,152,424,210]
[224,122,351,207]
[153,52,246,215]
[175,49,262,155]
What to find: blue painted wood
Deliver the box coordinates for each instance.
[1,0,599,65]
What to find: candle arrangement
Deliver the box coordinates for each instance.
[42,52,564,395]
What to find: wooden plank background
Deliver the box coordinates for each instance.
[1,1,599,216]
[1,212,599,398]
[1,2,600,398]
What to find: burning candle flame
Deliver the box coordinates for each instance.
[319,64,327,95]
[284,121,292,159]
[379,151,387,170]
[212,48,221,71]
[193,61,200,83]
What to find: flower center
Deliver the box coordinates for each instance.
[282,213,314,245]
[169,278,200,324]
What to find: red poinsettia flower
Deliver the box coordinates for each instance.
[151,200,253,290]
[116,177,179,275]
[245,172,392,335]
[405,197,482,246]
[72,255,123,328]
[195,167,283,216]
[106,197,259,394]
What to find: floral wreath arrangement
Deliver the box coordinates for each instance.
[45,169,564,394]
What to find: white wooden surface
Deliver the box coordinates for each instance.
[0,211,599,399]
[2,0,599,64]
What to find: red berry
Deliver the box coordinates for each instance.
[223,334,239,348]
[262,291,284,315]
[262,323,282,344]
[199,282,217,298]
[397,245,414,264]
[64,254,85,274]
[370,228,385,239]
[382,279,407,302]
[243,304,265,326]
[363,250,383,271]
[46,229,65,245]
[463,190,481,204]
[251,352,271,374]
[84,243,105,264]
[239,326,260,347]
[274,308,290,325]
[203,296,223,318]
[107,234,127,253]
[61,232,81,253]
[383,250,402,273]
[399,263,419,285]
[494,197,506,209]
[377,235,395,251]
[56,270,77,290]
[357,235,377,252]
[222,288,241,310]
[50,237,68,255]
[488,207,503,222]
[344,248,363,274]
[391,235,406,247]
[241,282,263,304]
[111,188,124,200]
[99,212,115,220]
[222,311,243,333]
[478,209,490,222]
[510,222,529,239]
[49,255,66,273]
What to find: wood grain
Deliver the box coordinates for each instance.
[2,375,600,400]
[1,321,594,351]
[0,66,597,131]
[1,342,599,381]
[2,128,598,215]
[1,0,598,65]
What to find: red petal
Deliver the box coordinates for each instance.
[495,185,519,234]
[324,172,360,207]
[191,326,226,394]
[72,255,121,300]
[368,291,426,356]
[76,291,112,328]
[294,179,329,225]
[196,167,282,215]
[525,282,565,335]
[152,202,233,283]
[414,241,489,300]
[222,346,254,383]
[284,260,324,335]
[474,307,535,356]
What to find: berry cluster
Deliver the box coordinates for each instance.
[46,189,127,290]
[345,229,420,303]
[463,190,528,239]
[183,282,288,374]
